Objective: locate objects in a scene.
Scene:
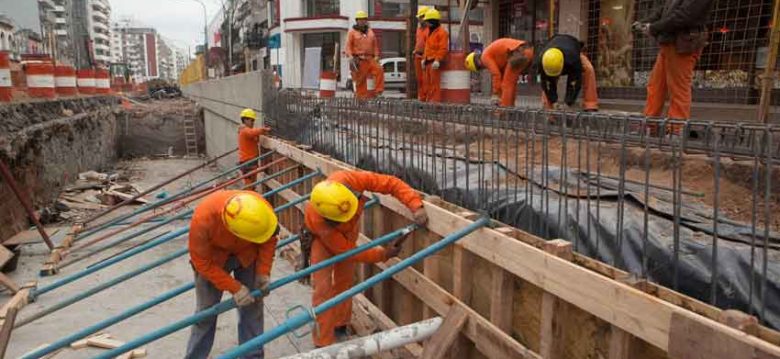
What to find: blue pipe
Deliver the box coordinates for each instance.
[36,169,317,298]
[91,224,419,359]
[275,234,300,249]
[274,194,310,213]
[20,282,195,359]
[218,217,489,359]
[76,151,274,240]
[262,171,321,198]
[18,248,188,327]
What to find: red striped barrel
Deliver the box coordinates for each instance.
[319,71,337,98]
[77,68,96,94]
[441,51,470,104]
[26,62,56,98]
[0,51,12,102]
[95,68,110,94]
[367,75,376,98]
[54,65,77,96]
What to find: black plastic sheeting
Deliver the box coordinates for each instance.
[308,140,780,329]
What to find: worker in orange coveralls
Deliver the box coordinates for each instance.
[465,38,535,107]
[413,6,430,101]
[346,11,384,99]
[634,0,714,135]
[304,170,428,347]
[421,8,448,102]
[537,34,599,111]
[185,190,279,359]
[237,108,270,188]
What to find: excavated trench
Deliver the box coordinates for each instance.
[0,97,204,244]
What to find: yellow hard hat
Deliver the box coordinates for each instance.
[222,192,278,244]
[542,48,564,77]
[416,6,430,18]
[423,8,441,21]
[465,52,478,72]
[355,10,368,19]
[310,180,359,223]
[240,108,257,120]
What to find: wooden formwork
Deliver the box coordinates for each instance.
[260,136,780,359]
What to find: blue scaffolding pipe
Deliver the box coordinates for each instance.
[34,169,318,299]
[218,217,489,359]
[16,248,189,328]
[58,166,300,271]
[19,282,196,359]
[91,224,419,359]
[76,151,275,240]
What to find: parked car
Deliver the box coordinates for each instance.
[345,57,407,92]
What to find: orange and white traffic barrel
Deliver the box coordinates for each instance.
[26,62,56,98]
[77,68,96,95]
[441,51,470,104]
[95,68,110,94]
[54,65,77,96]
[367,75,376,98]
[319,71,337,98]
[0,51,12,102]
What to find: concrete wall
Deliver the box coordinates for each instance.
[182,70,265,168]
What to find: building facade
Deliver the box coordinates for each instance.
[111,23,185,82]
[70,0,111,68]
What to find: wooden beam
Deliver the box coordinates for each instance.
[352,294,422,358]
[538,239,571,359]
[452,245,473,356]
[489,265,514,334]
[40,224,82,276]
[608,326,632,359]
[0,273,19,294]
[420,305,469,359]
[0,307,17,359]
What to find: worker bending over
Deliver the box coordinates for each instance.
[185,190,279,359]
[346,11,384,99]
[237,108,270,188]
[636,0,713,134]
[537,34,598,111]
[413,6,430,101]
[465,38,534,107]
[421,9,448,102]
[304,170,428,347]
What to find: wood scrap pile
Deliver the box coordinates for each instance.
[54,170,148,222]
[21,333,147,358]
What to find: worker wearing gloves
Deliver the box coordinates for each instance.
[413,6,430,101]
[421,9,448,102]
[537,34,599,111]
[346,11,384,99]
[635,0,713,135]
[465,38,534,107]
[237,108,270,188]
[185,190,279,359]
[304,170,428,347]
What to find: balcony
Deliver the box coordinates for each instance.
[56,18,66,24]
[284,15,349,33]
[55,29,68,36]
[38,0,55,9]
[54,5,65,12]
[92,10,107,22]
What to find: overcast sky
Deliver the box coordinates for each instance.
[110,0,223,56]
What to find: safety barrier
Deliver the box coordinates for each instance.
[54,65,77,96]
[76,68,95,95]
[0,51,12,102]
[319,71,337,98]
[25,62,55,99]
[94,68,110,94]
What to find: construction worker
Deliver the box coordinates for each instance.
[421,8,448,103]
[346,11,384,99]
[635,0,714,134]
[237,108,270,188]
[537,34,598,111]
[304,170,428,347]
[465,38,535,107]
[413,6,430,101]
[185,190,279,359]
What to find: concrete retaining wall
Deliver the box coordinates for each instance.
[182,71,265,168]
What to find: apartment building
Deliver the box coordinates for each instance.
[111,23,186,82]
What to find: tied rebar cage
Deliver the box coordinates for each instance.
[260,71,779,328]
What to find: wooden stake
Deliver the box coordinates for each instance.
[489,265,514,333]
[421,305,469,359]
[539,239,572,359]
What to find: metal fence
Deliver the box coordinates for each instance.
[260,73,779,328]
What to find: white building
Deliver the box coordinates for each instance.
[272,0,484,89]
[87,0,110,64]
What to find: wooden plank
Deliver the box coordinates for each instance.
[669,311,780,359]
[3,227,61,246]
[538,239,572,359]
[86,335,125,349]
[264,138,780,356]
[0,285,31,319]
[420,305,469,359]
[0,246,12,269]
[608,326,632,359]
[0,273,19,294]
[0,307,17,359]
[451,244,473,357]
[70,333,110,349]
[422,231,440,319]
[489,265,514,334]
[353,294,422,358]
[40,224,82,276]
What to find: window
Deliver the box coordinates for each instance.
[383,61,394,72]
[379,31,405,58]
[369,1,410,18]
[304,0,339,17]
[302,32,340,71]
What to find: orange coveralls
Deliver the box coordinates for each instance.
[346,28,384,99]
[238,126,269,186]
[643,44,701,133]
[414,26,429,101]
[188,190,278,294]
[481,38,532,107]
[423,26,449,103]
[305,170,423,347]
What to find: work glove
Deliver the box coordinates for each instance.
[254,274,271,297]
[431,60,440,70]
[632,21,650,35]
[385,242,403,259]
[490,94,501,106]
[233,285,255,307]
[413,208,428,226]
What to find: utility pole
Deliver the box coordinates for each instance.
[406,0,418,99]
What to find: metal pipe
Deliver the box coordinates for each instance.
[279,317,442,359]
[16,248,188,327]
[92,224,419,359]
[35,170,316,298]
[76,151,274,240]
[0,159,54,250]
[81,148,237,225]
[219,217,488,359]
